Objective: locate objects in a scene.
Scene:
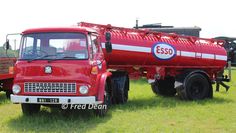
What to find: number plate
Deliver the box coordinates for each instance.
[37,98,59,103]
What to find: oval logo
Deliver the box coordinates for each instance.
[152,43,176,60]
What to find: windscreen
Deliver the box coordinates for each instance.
[19,33,88,60]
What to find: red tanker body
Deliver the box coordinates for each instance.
[106,35,226,67]
[79,22,227,81]
[10,22,229,116]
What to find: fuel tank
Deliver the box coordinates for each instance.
[80,22,227,68]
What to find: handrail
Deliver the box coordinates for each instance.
[79,22,225,46]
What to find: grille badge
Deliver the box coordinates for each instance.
[45,66,52,74]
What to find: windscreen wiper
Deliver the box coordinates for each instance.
[27,55,57,63]
[47,56,77,63]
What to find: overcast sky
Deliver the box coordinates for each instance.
[0,0,235,48]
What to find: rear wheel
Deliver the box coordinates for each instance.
[151,77,176,97]
[177,73,210,100]
[21,104,41,115]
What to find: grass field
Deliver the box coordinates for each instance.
[0,71,235,133]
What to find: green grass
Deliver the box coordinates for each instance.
[0,71,236,133]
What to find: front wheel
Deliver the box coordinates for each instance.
[112,74,129,104]
[94,84,111,117]
[21,104,41,115]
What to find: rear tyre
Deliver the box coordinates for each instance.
[112,74,129,104]
[21,104,41,115]
[94,83,111,117]
[151,77,176,97]
[177,73,210,100]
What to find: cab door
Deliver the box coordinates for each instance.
[90,34,105,72]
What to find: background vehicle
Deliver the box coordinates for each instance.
[214,37,236,66]
[0,44,16,98]
[10,22,229,116]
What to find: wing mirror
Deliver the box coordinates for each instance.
[4,40,10,50]
[105,32,112,53]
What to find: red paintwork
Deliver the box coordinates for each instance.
[104,41,226,67]
[0,74,14,80]
[79,22,226,67]
[14,60,100,96]
[22,27,95,34]
[13,22,227,103]
[79,22,227,79]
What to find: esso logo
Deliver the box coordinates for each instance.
[152,43,176,60]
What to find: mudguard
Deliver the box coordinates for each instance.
[97,72,112,102]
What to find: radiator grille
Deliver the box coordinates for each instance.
[24,82,76,93]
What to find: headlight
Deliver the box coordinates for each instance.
[12,84,21,94]
[79,86,89,94]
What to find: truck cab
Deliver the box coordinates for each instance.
[11,27,112,116]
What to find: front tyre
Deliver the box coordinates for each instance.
[21,104,41,115]
[112,74,129,104]
[94,84,111,117]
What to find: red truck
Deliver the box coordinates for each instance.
[10,22,229,116]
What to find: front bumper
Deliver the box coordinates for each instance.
[10,94,102,104]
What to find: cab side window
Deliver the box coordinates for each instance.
[89,35,101,59]
[91,35,99,54]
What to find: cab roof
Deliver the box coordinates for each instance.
[22,27,97,34]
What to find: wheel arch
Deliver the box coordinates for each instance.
[184,70,211,84]
[97,72,112,102]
